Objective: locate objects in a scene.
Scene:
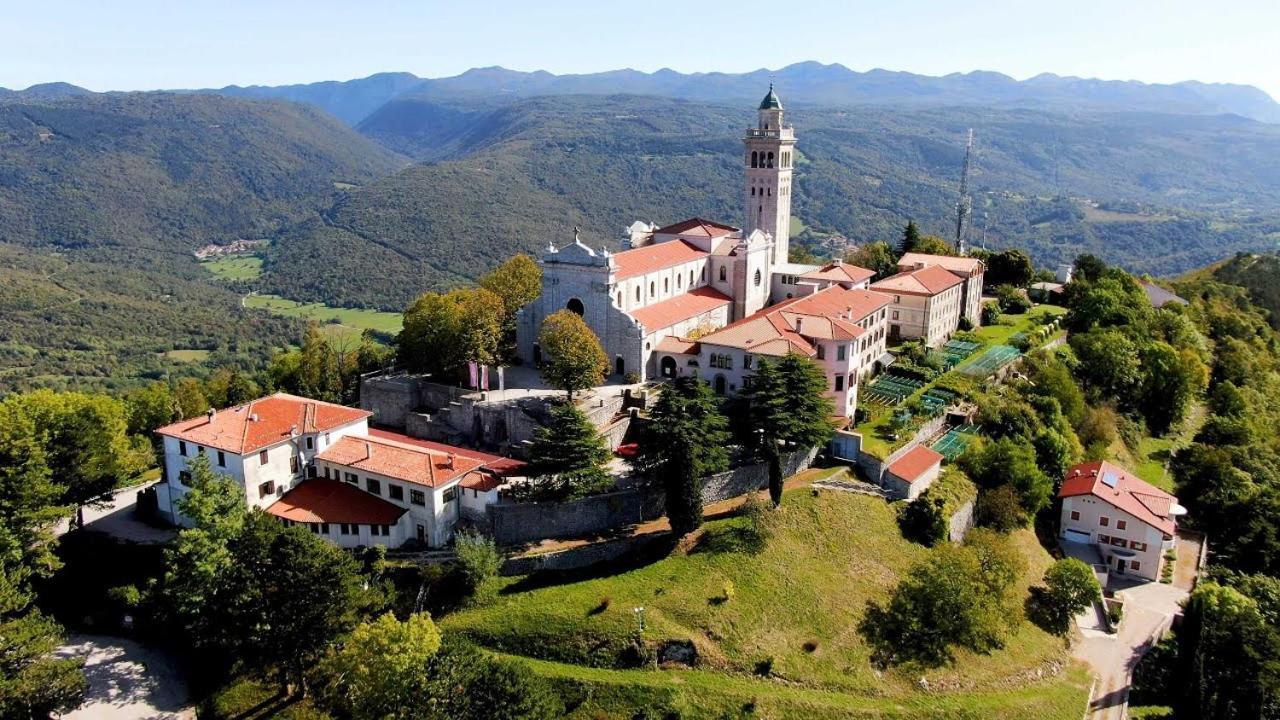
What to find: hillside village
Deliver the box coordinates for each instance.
[7,85,1280,720]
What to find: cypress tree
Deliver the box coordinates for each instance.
[742,354,835,506]
[899,220,922,256]
[636,376,730,536]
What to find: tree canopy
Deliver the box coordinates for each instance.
[740,354,835,506]
[537,309,608,398]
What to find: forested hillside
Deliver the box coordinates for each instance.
[264,94,1280,310]
[0,93,405,390]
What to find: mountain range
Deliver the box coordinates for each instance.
[3,63,1280,389]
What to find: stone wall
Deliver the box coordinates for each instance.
[360,374,423,428]
[855,414,947,486]
[487,445,818,545]
[948,499,975,543]
[501,532,673,576]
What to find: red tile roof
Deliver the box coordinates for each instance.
[612,240,708,280]
[156,393,370,455]
[886,445,944,483]
[630,286,732,331]
[317,435,485,488]
[897,253,984,276]
[266,479,406,525]
[1059,460,1180,535]
[460,472,503,492]
[366,429,526,477]
[871,265,965,296]
[801,261,875,285]
[652,217,739,237]
[654,337,701,355]
[696,285,890,356]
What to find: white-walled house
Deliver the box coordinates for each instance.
[155,393,372,526]
[882,444,944,500]
[870,264,966,347]
[653,284,891,418]
[155,395,521,549]
[1058,460,1186,582]
[896,253,985,326]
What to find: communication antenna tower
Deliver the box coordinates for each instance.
[955,128,974,255]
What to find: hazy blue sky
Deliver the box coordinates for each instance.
[5,0,1278,99]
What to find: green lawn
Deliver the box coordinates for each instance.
[1122,403,1206,492]
[201,255,264,281]
[445,486,1078,707]
[243,293,403,336]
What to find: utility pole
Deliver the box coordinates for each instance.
[955,128,974,255]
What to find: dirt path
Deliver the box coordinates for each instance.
[56,635,193,720]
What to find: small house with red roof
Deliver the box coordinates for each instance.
[870,264,967,347]
[882,444,945,500]
[1058,460,1187,581]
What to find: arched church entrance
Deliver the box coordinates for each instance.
[615,356,625,376]
[566,298,585,316]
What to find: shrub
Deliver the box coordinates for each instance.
[981,302,1002,325]
[455,531,503,593]
[975,485,1028,532]
[898,491,948,547]
[1031,558,1102,635]
[996,285,1032,314]
[958,315,974,332]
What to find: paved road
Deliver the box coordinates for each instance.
[55,635,193,720]
[1074,582,1186,720]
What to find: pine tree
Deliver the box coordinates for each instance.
[527,404,612,498]
[636,377,730,536]
[742,354,835,506]
[899,220,922,256]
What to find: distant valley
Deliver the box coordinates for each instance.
[3,64,1280,388]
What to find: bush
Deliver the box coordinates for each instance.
[1031,558,1102,635]
[898,492,948,547]
[958,315,974,332]
[982,302,1002,325]
[455,531,503,593]
[975,485,1027,532]
[996,285,1032,314]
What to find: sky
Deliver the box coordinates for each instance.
[4,0,1279,100]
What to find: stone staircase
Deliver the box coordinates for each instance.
[812,477,896,501]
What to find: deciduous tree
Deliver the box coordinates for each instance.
[1038,558,1101,634]
[317,613,441,720]
[844,241,897,280]
[537,309,607,399]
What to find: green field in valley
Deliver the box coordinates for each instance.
[163,349,212,363]
[201,255,264,281]
[242,293,403,341]
[442,484,1087,718]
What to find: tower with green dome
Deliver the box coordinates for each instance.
[743,84,796,266]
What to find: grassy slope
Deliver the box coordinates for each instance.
[444,488,1083,716]
[202,255,264,281]
[242,293,403,335]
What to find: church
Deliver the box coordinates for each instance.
[515,87,977,416]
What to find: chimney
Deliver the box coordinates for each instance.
[795,317,803,334]
[205,408,216,424]
[446,453,456,470]
[249,413,259,423]
[364,442,372,460]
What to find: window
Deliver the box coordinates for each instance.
[1070,510,1081,521]
[259,449,269,464]
[649,281,655,297]
[258,481,274,498]
[443,487,458,503]
[893,295,901,303]
[719,266,727,282]
[616,291,623,306]
[753,269,762,287]
[1098,534,1111,544]
[306,436,314,450]
[816,345,825,360]
[891,310,899,320]
[1099,516,1110,527]
[388,484,404,501]
[344,472,358,484]
[366,478,381,495]
[1130,561,1141,572]
[217,450,226,467]
[1110,537,1127,547]
[410,489,426,506]
[701,267,706,282]
[178,470,192,487]
[1131,541,1148,552]
[1116,520,1127,530]
[635,286,641,302]
[743,355,753,370]
[290,454,300,474]
[179,441,188,457]
[835,375,844,391]
[324,466,331,479]
[664,278,669,293]
[340,523,351,535]
[319,523,329,534]
[837,345,846,361]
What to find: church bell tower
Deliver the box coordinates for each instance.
[743,84,796,266]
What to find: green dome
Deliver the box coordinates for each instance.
[759,84,782,110]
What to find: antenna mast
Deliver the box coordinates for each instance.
[955,128,974,255]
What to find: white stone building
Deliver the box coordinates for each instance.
[653,284,891,418]
[896,253,986,326]
[155,394,521,548]
[870,264,966,347]
[1058,460,1186,582]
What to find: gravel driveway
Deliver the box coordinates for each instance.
[55,634,193,720]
